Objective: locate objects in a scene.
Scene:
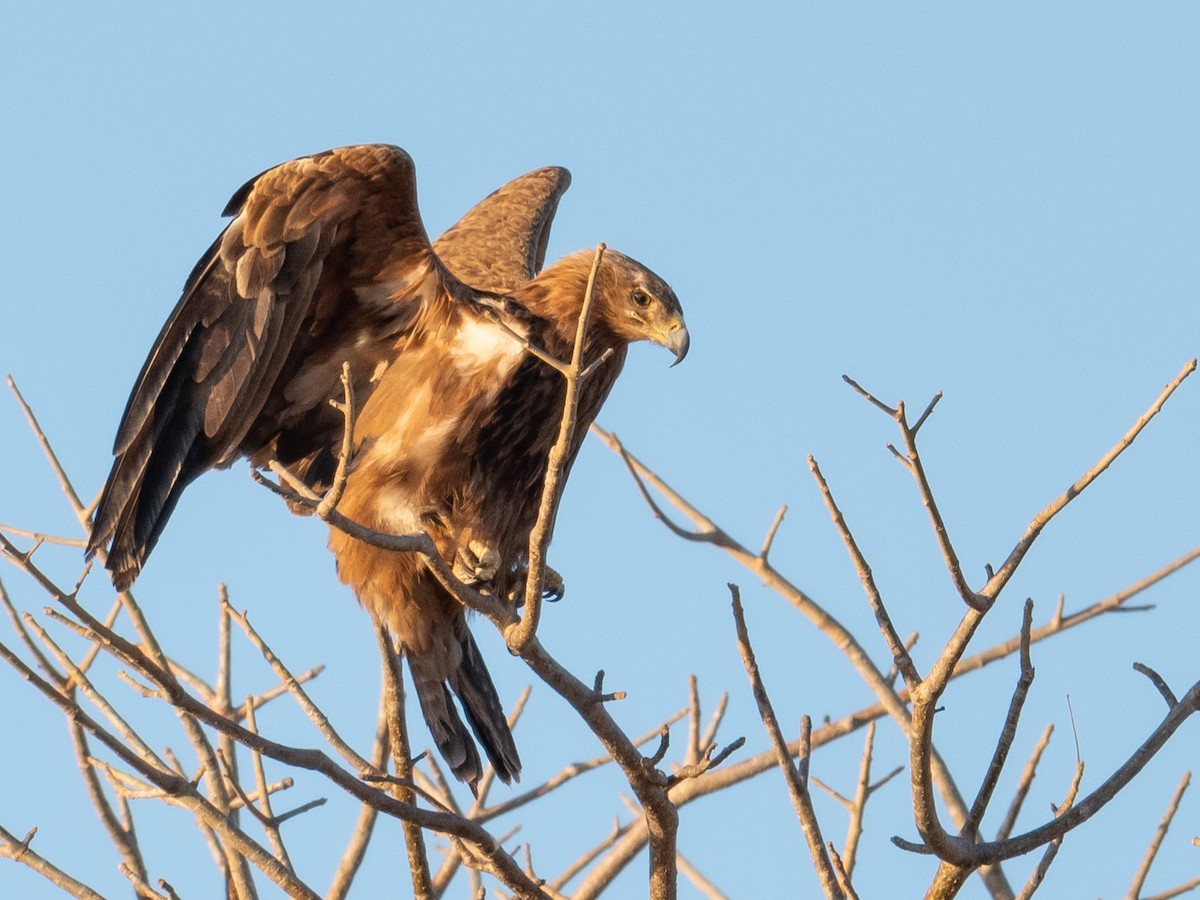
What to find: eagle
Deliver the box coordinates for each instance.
[87,144,688,790]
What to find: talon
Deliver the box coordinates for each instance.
[453,539,500,584]
[505,563,566,604]
[542,566,565,602]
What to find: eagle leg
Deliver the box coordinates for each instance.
[541,565,565,603]
[453,538,501,586]
[507,564,565,604]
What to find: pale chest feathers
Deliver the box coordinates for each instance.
[449,315,526,377]
[366,382,461,470]
[353,310,530,527]
[373,483,427,537]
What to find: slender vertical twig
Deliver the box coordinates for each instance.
[1126,772,1191,900]
[730,584,843,899]
[377,626,432,900]
[508,243,606,652]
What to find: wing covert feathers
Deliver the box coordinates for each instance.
[89,145,438,587]
[434,166,570,293]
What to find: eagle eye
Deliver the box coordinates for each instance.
[631,290,651,308]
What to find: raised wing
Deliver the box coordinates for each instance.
[89,144,443,589]
[433,166,570,294]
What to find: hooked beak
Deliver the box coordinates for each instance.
[665,319,690,367]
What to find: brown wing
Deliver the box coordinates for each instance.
[433,166,570,294]
[89,144,444,589]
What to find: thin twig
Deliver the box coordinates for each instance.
[0,823,105,900]
[508,243,606,652]
[982,359,1196,602]
[316,362,356,518]
[327,678,391,900]
[1127,772,1192,900]
[994,724,1054,843]
[730,584,843,899]
[963,599,1036,840]
[1134,662,1179,708]
[808,454,920,688]
[377,627,432,900]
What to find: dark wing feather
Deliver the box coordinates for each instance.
[89,144,441,589]
[433,166,570,293]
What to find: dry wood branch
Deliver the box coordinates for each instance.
[962,600,1036,841]
[886,362,1199,890]
[1136,662,1179,708]
[841,375,898,417]
[646,727,670,766]
[558,553,1181,900]
[994,724,1054,843]
[507,633,681,899]
[252,468,513,627]
[892,395,984,611]
[686,675,702,767]
[0,525,86,547]
[69,719,150,892]
[808,454,920,689]
[508,243,607,653]
[600,365,1197,895]
[760,504,787,562]
[1011,761,1084,900]
[431,688,532,896]
[827,843,861,900]
[665,737,745,789]
[699,692,730,760]
[0,635,317,897]
[593,427,1003,894]
[831,721,903,878]
[1144,874,1200,900]
[0,823,105,900]
[327,680,391,900]
[730,584,843,899]
[982,358,1196,603]
[377,627,432,900]
[242,699,293,869]
[222,598,375,776]
[480,707,686,823]
[482,308,571,376]
[7,375,88,516]
[1127,772,1192,900]
[1,575,544,896]
[845,376,981,611]
[547,818,627,892]
[118,866,170,900]
[1,577,63,686]
[25,612,168,770]
[317,362,356,517]
[912,679,1200,871]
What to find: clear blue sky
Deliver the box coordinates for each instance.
[3,4,1200,897]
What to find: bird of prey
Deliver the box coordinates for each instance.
[87,144,688,789]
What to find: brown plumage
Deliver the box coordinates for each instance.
[88,144,688,789]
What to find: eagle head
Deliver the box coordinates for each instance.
[590,250,689,365]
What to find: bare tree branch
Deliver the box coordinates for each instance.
[0,824,105,900]
[1127,772,1192,900]
[730,584,842,899]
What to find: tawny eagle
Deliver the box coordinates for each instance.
[88,144,688,789]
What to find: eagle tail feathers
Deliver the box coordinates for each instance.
[408,652,485,791]
[407,633,521,793]
[451,631,522,784]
